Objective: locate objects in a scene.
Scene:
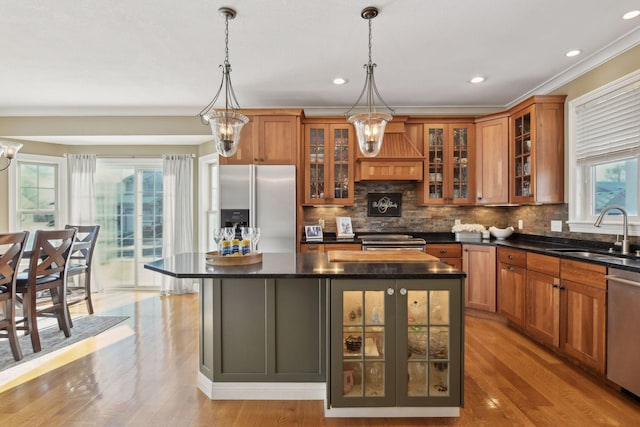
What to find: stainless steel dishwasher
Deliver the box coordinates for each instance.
[607,268,640,397]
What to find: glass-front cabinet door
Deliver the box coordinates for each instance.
[396,281,462,407]
[331,279,396,407]
[511,106,534,203]
[304,123,354,205]
[420,123,474,205]
[426,126,446,202]
[306,126,326,201]
[451,126,471,203]
[330,279,462,408]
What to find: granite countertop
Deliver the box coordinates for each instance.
[301,232,640,273]
[144,252,466,279]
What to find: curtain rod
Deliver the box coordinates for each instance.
[64,154,196,158]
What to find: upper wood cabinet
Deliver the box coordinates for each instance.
[508,96,566,204]
[475,114,509,205]
[303,121,355,206]
[220,112,300,165]
[417,122,475,205]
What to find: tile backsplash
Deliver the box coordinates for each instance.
[302,181,639,246]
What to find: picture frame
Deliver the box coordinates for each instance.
[305,225,323,241]
[336,217,354,238]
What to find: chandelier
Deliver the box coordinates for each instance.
[198,7,248,158]
[345,6,394,158]
[0,140,23,172]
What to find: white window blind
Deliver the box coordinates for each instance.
[575,80,640,161]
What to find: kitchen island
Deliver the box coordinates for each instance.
[145,252,466,418]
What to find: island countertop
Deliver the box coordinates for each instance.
[144,252,466,279]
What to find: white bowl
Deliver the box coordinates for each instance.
[489,226,514,240]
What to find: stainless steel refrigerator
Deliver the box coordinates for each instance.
[219,165,296,253]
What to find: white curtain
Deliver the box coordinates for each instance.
[68,154,96,224]
[162,154,195,295]
[68,154,101,292]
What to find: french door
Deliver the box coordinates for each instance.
[95,159,163,289]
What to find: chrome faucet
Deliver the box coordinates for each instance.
[594,205,630,255]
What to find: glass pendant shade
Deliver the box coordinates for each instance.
[348,112,391,157]
[344,7,394,158]
[198,7,247,159]
[0,140,23,171]
[206,110,249,157]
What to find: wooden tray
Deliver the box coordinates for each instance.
[327,250,440,263]
[206,251,263,266]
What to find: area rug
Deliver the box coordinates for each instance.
[0,315,129,371]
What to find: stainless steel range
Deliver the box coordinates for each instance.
[360,234,426,252]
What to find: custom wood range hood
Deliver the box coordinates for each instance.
[355,116,424,181]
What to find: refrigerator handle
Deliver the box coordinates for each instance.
[250,164,257,227]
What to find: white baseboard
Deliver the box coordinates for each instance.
[197,372,325,400]
[324,406,460,418]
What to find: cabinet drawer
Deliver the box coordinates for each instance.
[301,243,325,253]
[427,244,462,258]
[527,252,560,276]
[326,243,361,251]
[560,259,606,290]
[497,247,526,267]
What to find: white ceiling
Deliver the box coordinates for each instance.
[1,0,639,144]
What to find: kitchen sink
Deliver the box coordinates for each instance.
[546,248,638,263]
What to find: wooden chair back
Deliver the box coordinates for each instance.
[65,225,100,267]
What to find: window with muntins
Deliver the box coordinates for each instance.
[568,70,640,236]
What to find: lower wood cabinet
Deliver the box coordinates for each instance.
[497,248,527,326]
[329,278,463,409]
[211,278,325,381]
[522,254,607,374]
[462,244,496,312]
[559,260,607,374]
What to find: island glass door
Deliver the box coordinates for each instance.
[396,279,463,407]
[330,279,396,408]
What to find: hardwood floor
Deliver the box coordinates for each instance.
[0,291,638,426]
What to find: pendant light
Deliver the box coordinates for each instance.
[0,140,23,172]
[198,7,248,158]
[345,6,394,158]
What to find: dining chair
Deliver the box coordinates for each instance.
[15,228,77,353]
[0,231,29,361]
[65,225,100,317]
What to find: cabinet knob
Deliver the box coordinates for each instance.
[552,284,559,288]
[508,254,513,259]
[387,288,395,296]
[399,288,407,296]
[439,249,448,254]
[508,266,514,271]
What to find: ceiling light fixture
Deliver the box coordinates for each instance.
[198,7,248,158]
[566,50,581,57]
[345,6,394,158]
[623,10,640,20]
[333,77,347,85]
[470,76,485,84]
[0,140,23,172]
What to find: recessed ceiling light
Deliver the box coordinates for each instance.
[469,76,485,84]
[566,50,581,57]
[623,10,640,20]
[333,77,347,85]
